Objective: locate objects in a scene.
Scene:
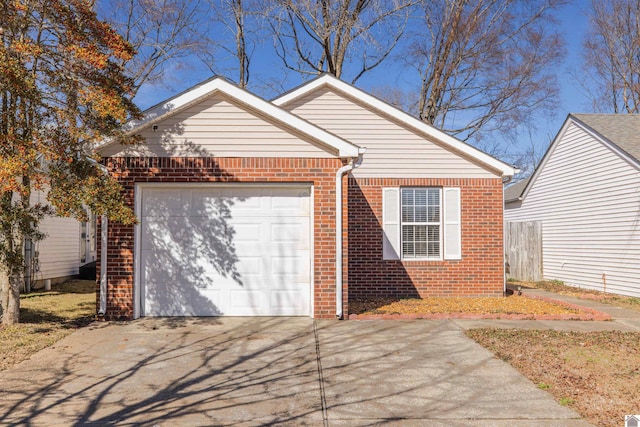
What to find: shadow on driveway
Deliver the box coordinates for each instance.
[0,318,589,426]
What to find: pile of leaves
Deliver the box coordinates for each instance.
[349,295,582,316]
[468,328,640,427]
[0,280,95,372]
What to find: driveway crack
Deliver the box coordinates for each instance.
[313,320,329,427]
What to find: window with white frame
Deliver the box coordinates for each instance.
[382,186,461,261]
[401,188,441,258]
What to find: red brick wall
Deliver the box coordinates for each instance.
[97,157,344,320]
[346,177,505,304]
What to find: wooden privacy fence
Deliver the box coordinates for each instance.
[505,221,543,282]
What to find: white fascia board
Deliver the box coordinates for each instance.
[99,77,361,158]
[274,74,518,177]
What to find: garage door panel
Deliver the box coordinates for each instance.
[271,255,310,277]
[142,218,203,251]
[140,185,311,316]
[271,289,304,308]
[142,189,188,217]
[144,283,224,316]
[271,221,309,244]
[231,222,263,243]
[271,196,308,210]
[142,251,224,291]
[141,252,181,284]
[228,289,263,313]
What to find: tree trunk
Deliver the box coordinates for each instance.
[0,266,20,325]
[0,266,8,320]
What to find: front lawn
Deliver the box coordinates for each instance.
[468,328,640,427]
[0,280,95,372]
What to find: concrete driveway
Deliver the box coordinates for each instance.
[0,318,590,426]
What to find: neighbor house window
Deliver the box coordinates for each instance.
[401,188,441,259]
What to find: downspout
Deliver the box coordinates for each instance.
[24,238,32,293]
[502,175,513,295]
[335,148,366,319]
[99,214,107,316]
[85,156,109,317]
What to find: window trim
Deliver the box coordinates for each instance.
[400,187,443,261]
[382,186,461,262]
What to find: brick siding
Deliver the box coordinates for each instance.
[96,158,505,320]
[346,177,505,305]
[97,157,344,320]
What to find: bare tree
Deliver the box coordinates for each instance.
[403,0,565,141]
[583,0,640,113]
[508,129,550,179]
[370,86,419,116]
[268,0,415,83]
[198,0,262,88]
[97,0,206,95]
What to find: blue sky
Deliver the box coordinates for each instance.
[132,1,593,169]
[555,2,592,116]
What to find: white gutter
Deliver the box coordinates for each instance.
[502,175,513,295]
[99,214,108,316]
[335,148,366,319]
[85,156,109,317]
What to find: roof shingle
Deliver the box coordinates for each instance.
[572,114,640,161]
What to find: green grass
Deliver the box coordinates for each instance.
[559,397,575,406]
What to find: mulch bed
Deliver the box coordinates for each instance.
[348,293,611,321]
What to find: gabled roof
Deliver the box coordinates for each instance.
[98,76,362,158]
[513,113,640,204]
[504,177,530,202]
[572,114,640,162]
[273,74,517,177]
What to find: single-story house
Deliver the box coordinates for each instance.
[96,74,516,319]
[505,114,640,298]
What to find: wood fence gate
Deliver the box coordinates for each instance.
[504,221,543,282]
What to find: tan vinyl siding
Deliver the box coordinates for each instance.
[504,121,640,298]
[283,88,497,178]
[102,93,336,158]
[30,190,81,281]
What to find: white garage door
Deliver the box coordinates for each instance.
[139,185,311,316]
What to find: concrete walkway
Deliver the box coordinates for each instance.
[0,317,593,426]
[455,286,640,332]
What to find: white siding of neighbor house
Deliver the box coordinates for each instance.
[281,87,498,178]
[30,190,81,282]
[101,92,336,158]
[504,121,640,298]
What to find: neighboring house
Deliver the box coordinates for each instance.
[23,190,96,291]
[503,177,530,204]
[505,114,640,298]
[96,75,516,319]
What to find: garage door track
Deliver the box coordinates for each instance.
[0,318,589,426]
